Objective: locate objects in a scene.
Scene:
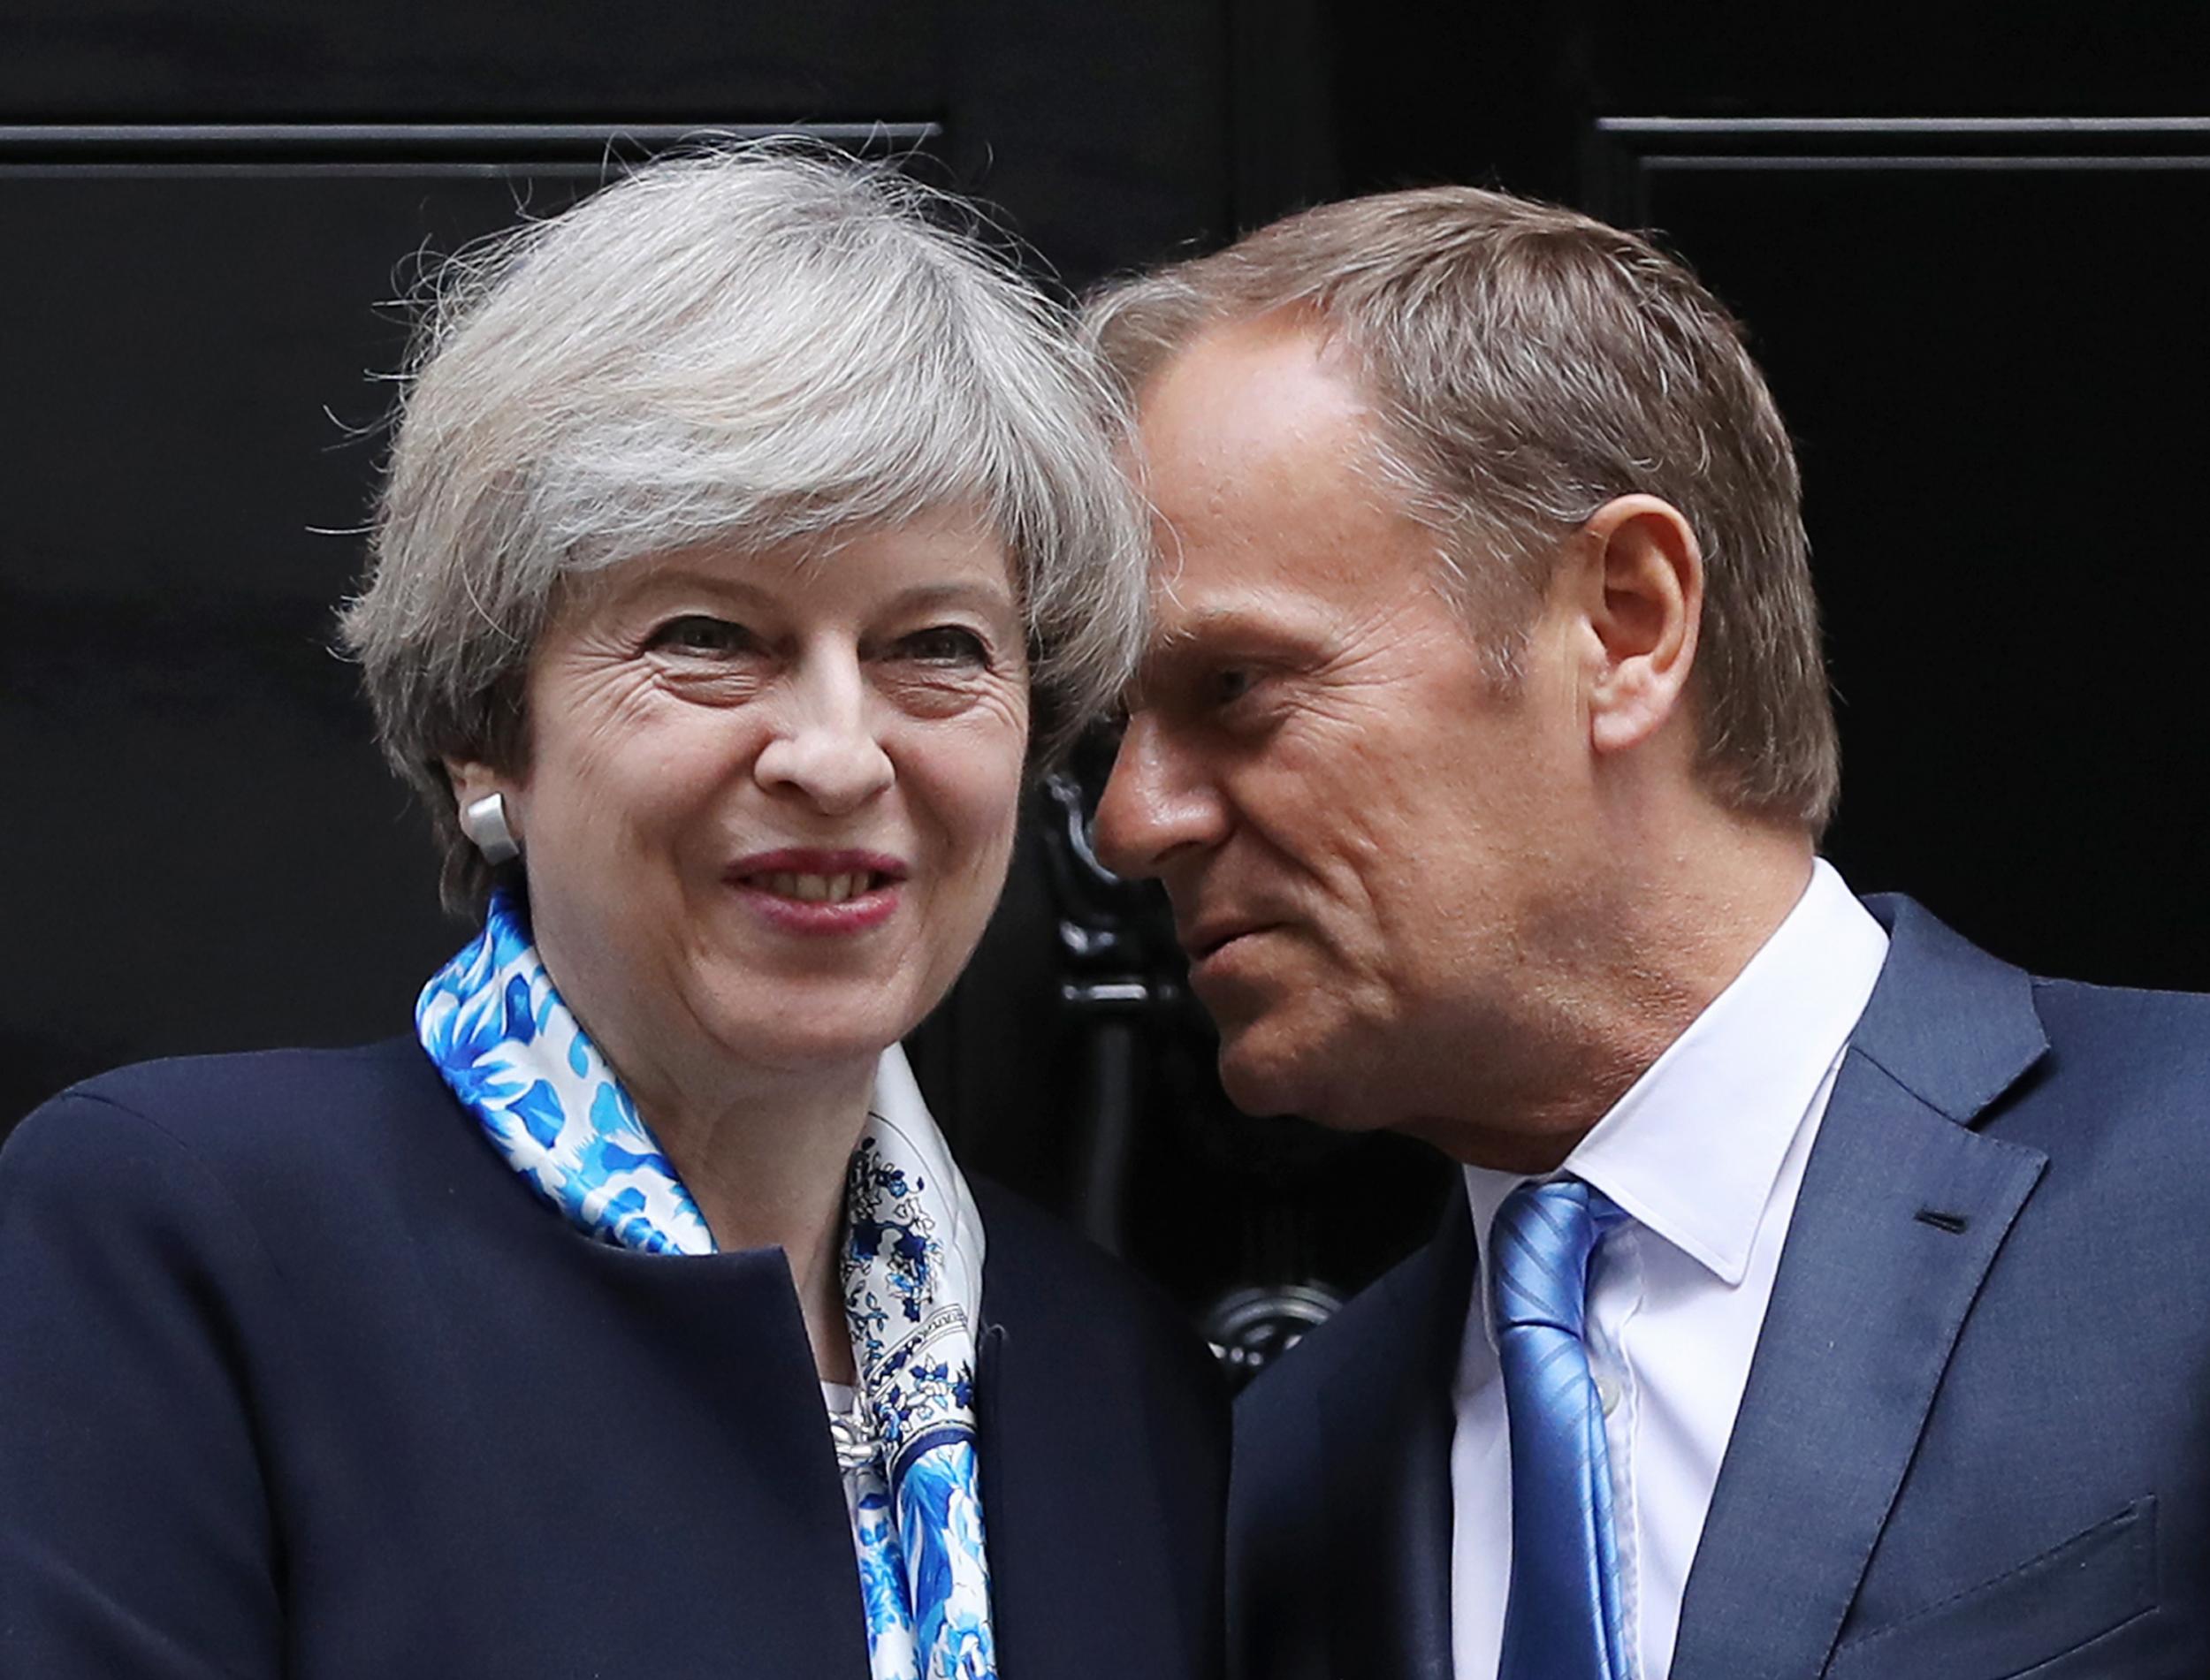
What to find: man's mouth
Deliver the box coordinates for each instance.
[1185,921,1273,962]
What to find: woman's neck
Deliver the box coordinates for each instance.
[637,1056,877,1387]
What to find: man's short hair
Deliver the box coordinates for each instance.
[1084,185,1840,837]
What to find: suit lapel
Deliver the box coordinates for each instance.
[1671,897,2052,1680]
[1319,1203,1470,1680]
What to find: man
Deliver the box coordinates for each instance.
[1082,187,2209,1679]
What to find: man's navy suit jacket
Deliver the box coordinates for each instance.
[0,1038,1228,1678]
[1232,895,2210,1680]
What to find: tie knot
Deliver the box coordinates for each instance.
[1489,1178,1620,1339]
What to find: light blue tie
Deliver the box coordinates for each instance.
[1490,1177,1630,1680]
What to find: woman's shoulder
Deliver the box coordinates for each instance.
[4,1038,455,1208]
[55,1036,429,1106]
[972,1179,1226,1403]
[972,1178,1182,1321]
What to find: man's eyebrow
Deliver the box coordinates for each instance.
[1129,609,1335,702]
[1149,604,1326,652]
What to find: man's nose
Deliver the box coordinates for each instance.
[752,653,895,815]
[1094,713,1225,880]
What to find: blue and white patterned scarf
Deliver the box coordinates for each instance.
[417,890,997,1680]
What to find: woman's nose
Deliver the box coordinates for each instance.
[751,655,895,815]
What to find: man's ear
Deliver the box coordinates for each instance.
[1577,493,1703,757]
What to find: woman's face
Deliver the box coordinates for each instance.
[454,511,1029,1104]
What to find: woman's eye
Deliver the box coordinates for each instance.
[1209,666,1257,706]
[897,626,991,667]
[647,615,756,657]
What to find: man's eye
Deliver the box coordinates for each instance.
[647,615,755,657]
[897,626,991,667]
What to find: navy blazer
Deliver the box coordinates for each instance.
[0,1038,1227,1678]
[1231,895,2210,1680]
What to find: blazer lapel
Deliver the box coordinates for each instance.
[976,1296,1102,1680]
[1318,1202,1470,1680]
[973,1211,1228,1680]
[1671,896,2052,1680]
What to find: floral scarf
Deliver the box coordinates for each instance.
[417,890,997,1680]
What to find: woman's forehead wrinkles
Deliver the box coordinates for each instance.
[582,552,1017,618]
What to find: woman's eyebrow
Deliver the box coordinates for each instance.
[567,563,773,619]
[881,580,1021,619]
[594,568,1019,626]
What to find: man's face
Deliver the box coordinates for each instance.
[1094,320,1606,1138]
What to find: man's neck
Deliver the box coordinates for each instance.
[1411,817,1817,1172]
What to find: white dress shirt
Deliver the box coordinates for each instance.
[1450,859,1889,1680]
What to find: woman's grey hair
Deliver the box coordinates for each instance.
[341,143,1149,914]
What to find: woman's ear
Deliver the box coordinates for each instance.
[443,757,508,812]
[444,759,523,863]
[1577,493,1703,758]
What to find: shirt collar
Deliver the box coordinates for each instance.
[1462,858,1889,1288]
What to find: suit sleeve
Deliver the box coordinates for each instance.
[0,1091,286,1678]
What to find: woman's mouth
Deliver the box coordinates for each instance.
[726,851,908,932]
[744,869,894,904]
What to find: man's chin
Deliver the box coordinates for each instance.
[1206,1018,1285,1114]
[1216,1029,1376,1131]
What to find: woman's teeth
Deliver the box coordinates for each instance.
[759,871,873,903]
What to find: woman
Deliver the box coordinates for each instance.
[0,149,1223,1679]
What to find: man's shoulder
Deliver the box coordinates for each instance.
[1225,1227,1464,1679]
[2009,974,2210,1157]
[1858,893,2207,1128]
[2030,974,2210,1067]
[1237,1221,1463,1446]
